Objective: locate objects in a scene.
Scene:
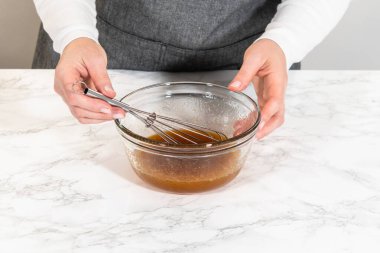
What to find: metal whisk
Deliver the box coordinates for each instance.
[74,82,227,144]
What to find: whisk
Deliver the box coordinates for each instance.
[73,82,227,144]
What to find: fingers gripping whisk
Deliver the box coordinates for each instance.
[74,81,227,144]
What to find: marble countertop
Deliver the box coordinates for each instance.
[1,69,380,253]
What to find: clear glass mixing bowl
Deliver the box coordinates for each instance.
[115,81,260,193]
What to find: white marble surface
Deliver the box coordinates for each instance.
[1,69,380,253]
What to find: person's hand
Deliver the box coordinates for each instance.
[228,39,288,140]
[54,37,125,124]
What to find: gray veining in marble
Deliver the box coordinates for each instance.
[0,70,380,253]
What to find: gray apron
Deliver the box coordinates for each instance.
[33,0,300,70]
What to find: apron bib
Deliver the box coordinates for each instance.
[33,0,301,71]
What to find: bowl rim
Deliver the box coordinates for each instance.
[114,81,261,150]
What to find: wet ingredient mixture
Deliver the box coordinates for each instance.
[129,129,242,193]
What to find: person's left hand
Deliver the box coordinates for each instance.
[228,38,288,140]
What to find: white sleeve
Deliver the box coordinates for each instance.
[33,0,98,54]
[259,0,351,69]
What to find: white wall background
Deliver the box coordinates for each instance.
[302,0,380,70]
[0,0,40,68]
[0,0,379,69]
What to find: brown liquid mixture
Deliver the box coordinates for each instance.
[147,129,227,144]
[129,129,242,193]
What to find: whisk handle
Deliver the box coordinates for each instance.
[84,87,132,112]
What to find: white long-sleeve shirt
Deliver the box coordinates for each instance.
[33,0,350,69]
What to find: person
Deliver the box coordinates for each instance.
[33,0,350,140]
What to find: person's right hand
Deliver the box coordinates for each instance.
[54,37,125,124]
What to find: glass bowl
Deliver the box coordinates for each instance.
[115,81,260,193]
